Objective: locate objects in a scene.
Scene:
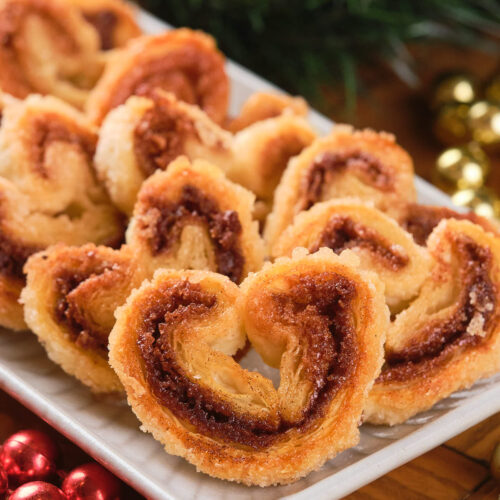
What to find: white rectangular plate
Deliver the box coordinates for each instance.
[0,8,499,500]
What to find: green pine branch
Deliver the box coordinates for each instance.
[138,0,500,107]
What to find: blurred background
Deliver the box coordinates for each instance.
[139,0,500,219]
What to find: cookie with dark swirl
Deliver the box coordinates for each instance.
[95,90,315,214]
[68,0,141,50]
[22,157,265,392]
[108,248,387,485]
[0,94,123,331]
[366,219,500,425]
[0,0,103,108]
[272,199,431,311]
[264,125,416,250]
[86,29,229,125]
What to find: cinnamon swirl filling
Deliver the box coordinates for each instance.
[379,236,496,382]
[310,215,409,271]
[299,150,393,212]
[137,272,357,449]
[30,115,96,177]
[133,102,195,177]
[83,10,117,50]
[100,43,227,123]
[137,184,244,283]
[53,265,114,356]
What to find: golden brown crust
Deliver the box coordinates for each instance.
[127,156,265,282]
[272,199,431,310]
[108,249,387,485]
[0,0,102,108]
[86,29,229,125]
[68,0,141,50]
[95,90,315,214]
[264,125,416,250]
[366,219,500,425]
[22,157,265,391]
[0,94,124,330]
[225,92,308,133]
[21,244,138,392]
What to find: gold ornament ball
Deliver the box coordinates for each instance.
[431,73,478,109]
[435,144,489,190]
[485,74,500,103]
[433,103,471,145]
[451,186,500,220]
[467,100,500,146]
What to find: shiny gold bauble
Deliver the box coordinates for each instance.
[467,100,500,146]
[485,74,500,104]
[431,73,478,109]
[433,103,471,145]
[435,143,489,190]
[451,186,500,220]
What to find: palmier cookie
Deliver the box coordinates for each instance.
[366,219,500,425]
[108,248,387,485]
[272,199,431,310]
[22,157,264,392]
[0,94,123,331]
[95,90,315,214]
[86,29,229,125]
[0,0,103,108]
[264,125,416,250]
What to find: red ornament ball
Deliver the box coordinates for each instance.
[0,464,8,495]
[0,430,58,486]
[62,463,120,500]
[9,481,66,500]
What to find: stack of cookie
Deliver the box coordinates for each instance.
[0,0,499,487]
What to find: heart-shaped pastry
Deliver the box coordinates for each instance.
[272,199,431,310]
[0,0,103,108]
[108,248,388,485]
[264,125,416,249]
[86,29,229,125]
[22,157,264,392]
[0,94,123,330]
[366,219,500,425]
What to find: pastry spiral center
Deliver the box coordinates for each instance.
[54,265,115,356]
[138,273,357,449]
[31,115,96,177]
[299,150,393,212]
[138,185,244,283]
[310,215,409,270]
[380,236,497,382]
